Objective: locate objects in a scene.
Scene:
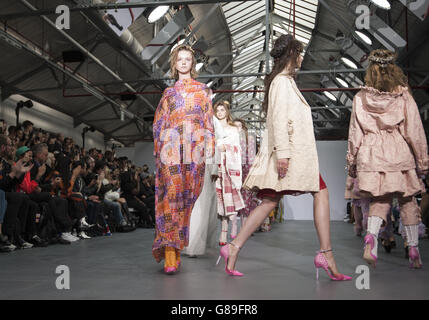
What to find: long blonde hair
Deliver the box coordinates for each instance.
[214,100,235,126]
[365,49,409,93]
[169,44,198,80]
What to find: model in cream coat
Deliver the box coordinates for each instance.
[217,34,351,281]
[244,72,319,192]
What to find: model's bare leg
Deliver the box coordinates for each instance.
[313,188,341,276]
[241,216,248,229]
[228,196,281,271]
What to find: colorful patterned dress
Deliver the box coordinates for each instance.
[152,78,215,263]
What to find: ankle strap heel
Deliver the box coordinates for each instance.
[317,248,332,254]
[229,242,241,251]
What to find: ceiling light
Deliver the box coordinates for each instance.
[341,57,358,69]
[370,0,391,10]
[355,31,373,46]
[196,62,204,72]
[335,77,349,88]
[148,6,170,23]
[323,91,337,101]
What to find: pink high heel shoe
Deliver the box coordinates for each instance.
[409,246,423,269]
[164,267,177,275]
[216,243,243,277]
[314,249,352,281]
[363,234,377,268]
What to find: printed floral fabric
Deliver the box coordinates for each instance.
[152,78,214,262]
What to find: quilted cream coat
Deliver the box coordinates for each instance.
[243,72,320,193]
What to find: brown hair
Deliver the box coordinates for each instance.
[214,100,235,126]
[263,34,304,113]
[169,44,198,80]
[365,49,408,93]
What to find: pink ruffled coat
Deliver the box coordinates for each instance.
[347,86,428,198]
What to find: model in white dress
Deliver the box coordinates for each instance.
[182,116,222,256]
[214,102,244,245]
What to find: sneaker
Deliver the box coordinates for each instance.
[0,238,16,252]
[17,239,33,249]
[61,232,79,242]
[51,236,71,245]
[0,234,16,252]
[29,235,49,247]
[78,231,91,239]
[103,226,112,236]
[79,217,94,229]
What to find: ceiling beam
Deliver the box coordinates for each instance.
[0,0,259,20]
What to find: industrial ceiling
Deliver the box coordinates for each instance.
[0,0,428,146]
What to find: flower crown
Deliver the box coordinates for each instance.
[368,52,395,67]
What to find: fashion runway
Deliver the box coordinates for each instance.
[1,221,428,300]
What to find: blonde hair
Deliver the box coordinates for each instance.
[214,100,235,126]
[365,49,409,93]
[169,44,198,80]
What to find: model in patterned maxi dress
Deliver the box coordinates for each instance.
[152,45,215,273]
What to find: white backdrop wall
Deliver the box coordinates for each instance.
[0,95,105,150]
[283,141,348,221]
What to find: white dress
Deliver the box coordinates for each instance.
[183,117,223,256]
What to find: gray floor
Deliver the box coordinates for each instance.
[0,221,428,300]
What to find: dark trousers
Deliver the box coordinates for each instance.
[126,197,154,224]
[29,192,72,233]
[3,192,36,239]
[86,201,106,226]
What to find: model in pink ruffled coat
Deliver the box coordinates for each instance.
[347,49,428,269]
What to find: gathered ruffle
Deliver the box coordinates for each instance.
[356,169,425,198]
[360,86,408,97]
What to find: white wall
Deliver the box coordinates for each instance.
[283,141,348,221]
[0,95,105,150]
